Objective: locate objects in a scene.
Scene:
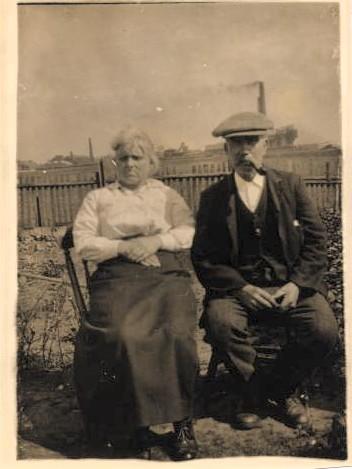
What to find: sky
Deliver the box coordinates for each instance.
[17,2,341,162]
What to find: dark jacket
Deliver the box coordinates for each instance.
[191,168,328,296]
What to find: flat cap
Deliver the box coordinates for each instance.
[212,112,274,138]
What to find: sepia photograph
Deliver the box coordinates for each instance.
[8,0,349,464]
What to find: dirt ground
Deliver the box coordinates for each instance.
[17,227,346,461]
[17,366,342,461]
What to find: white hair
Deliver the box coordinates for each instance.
[111,127,159,175]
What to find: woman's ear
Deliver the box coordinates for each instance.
[148,154,159,176]
[149,160,157,176]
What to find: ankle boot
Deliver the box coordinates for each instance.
[170,418,198,461]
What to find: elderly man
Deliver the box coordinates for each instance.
[191,112,338,429]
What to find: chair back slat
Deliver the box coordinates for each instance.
[61,226,88,317]
[64,250,88,316]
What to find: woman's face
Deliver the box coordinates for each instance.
[115,145,152,189]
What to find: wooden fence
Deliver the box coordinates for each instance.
[18,176,101,229]
[162,175,341,216]
[17,173,341,228]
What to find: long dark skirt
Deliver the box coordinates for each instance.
[74,251,199,432]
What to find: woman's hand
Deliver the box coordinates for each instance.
[140,254,161,267]
[119,236,162,263]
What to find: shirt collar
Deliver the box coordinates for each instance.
[107,178,157,193]
[234,171,265,189]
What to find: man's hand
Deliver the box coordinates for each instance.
[272,282,300,311]
[119,236,162,263]
[236,284,279,311]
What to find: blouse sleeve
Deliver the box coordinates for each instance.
[158,187,195,251]
[73,190,122,262]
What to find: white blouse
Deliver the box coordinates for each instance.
[73,178,195,263]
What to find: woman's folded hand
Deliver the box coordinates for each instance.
[140,254,161,267]
[119,236,162,263]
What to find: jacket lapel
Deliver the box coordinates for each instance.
[265,168,291,264]
[225,175,239,261]
[265,167,282,212]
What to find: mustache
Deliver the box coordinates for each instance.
[239,152,254,164]
[238,153,264,173]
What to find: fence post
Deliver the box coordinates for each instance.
[36,195,42,227]
[95,171,101,188]
[99,159,105,187]
[326,162,330,181]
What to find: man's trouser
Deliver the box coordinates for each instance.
[203,289,338,399]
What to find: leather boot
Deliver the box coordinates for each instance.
[170,418,198,461]
[276,393,312,430]
[233,373,263,430]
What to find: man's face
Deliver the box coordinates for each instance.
[226,135,268,180]
[115,145,152,189]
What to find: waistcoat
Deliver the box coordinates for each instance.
[235,180,288,285]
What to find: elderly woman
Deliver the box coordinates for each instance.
[73,128,198,460]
